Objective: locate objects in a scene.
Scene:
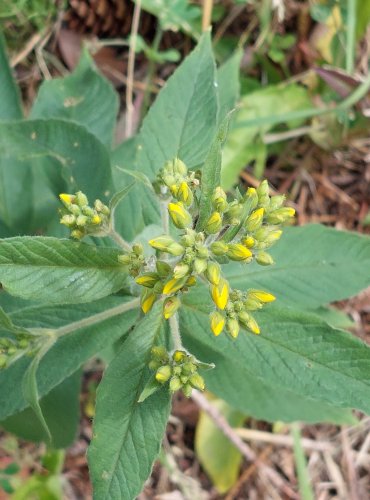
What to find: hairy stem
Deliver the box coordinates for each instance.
[109,229,132,252]
[55,297,140,337]
[169,313,183,351]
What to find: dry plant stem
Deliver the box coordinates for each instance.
[109,228,132,252]
[202,0,214,32]
[55,297,140,337]
[236,427,334,452]
[126,0,142,138]
[191,390,300,498]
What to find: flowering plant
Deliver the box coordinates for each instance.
[0,33,369,499]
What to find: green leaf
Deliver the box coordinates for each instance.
[109,182,136,220]
[217,49,242,122]
[22,338,56,443]
[0,119,112,235]
[31,50,118,147]
[2,370,81,448]
[195,398,245,493]
[224,224,370,308]
[0,237,128,304]
[0,296,139,420]
[88,304,171,500]
[180,289,359,423]
[196,119,228,231]
[0,32,23,120]
[0,306,30,335]
[221,83,311,189]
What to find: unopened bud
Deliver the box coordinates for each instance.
[173,350,187,363]
[204,212,222,234]
[205,262,221,285]
[118,254,131,265]
[245,187,258,209]
[163,296,181,319]
[173,263,190,279]
[76,215,88,227]
[212,186,228,212]
[226,318,240,339]
[59,193,74,206]
[168,202,192,229]
[155,365,172,383]
[141,289,157,314]
[172,158,188,176]
[70,229,84,239]
[241,236,255,248]
[151,346,169,361]
[60,214,75,227]
[249,290,276,303]
[257,180,269,198]
[209,310,225,336]
[169,376,182,392]
[177,182,193,207]
[210,241,229,256]
[227,243,252,262]
[193,258,208,274]
[163,276,188,295]
[269,195,286,211]
[149,236,184,256]
[211,279,229,310]
[245,208,265,232]
[256,251,274,266]
[266,207,295,224]
[91,214,102,225]
[225,202,243,221]
[189,373,205,391]
[182,383,193,398]
[76,191,88,206]
[156,260,172,278]
[135,273,159,288]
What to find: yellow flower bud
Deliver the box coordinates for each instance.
[241,236,255,248]
[205,262,221,285]
[185,275,197,287]
[238,311,260,334]
[141,289,157,314]
[168,202,192,229]
[193,258,208,274]
[70,229,84,239]
[245,208,265,232]
[257,180,269,198]
[135,273,160,288]
[209,311,225,336]
[256,251,274,266]
[163,277,187,295]
[91,214,102,225]
[227,243,252,262]
[226,318,240,339]
[173,350,186,363]
[59,193,74,205]
[245,187,258,209]
[173,263,190,279]
[210,241,229,256]
[249,290,276,303]
[149,236,184,256]
[212,186,228,212]
[60,214,75,226]
[177,182,193,207]
[169,184,179,197]
[163,296,181,319]
[211,279,229,310]
[189,373,205,391]
[155,365,172,383]
[266,207,295,224]
[204,211,222,234]
[151,346,168,361]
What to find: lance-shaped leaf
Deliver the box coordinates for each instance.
[0,237,129,304]
[0,32,23,120]
[224,224,370,308]
[196,117,230,231]
[31,50,118,147]
[180,288,364,423]
[0,295,139,420]
[88,304,171,500]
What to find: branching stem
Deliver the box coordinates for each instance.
[109,229,132,252]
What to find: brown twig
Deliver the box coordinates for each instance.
[202,0,214,33]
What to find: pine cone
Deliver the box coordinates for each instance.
[63,0,153,38]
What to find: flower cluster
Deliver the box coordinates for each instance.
[0,334,35,369]
[149,346,205,397]
[130,159,294,338]
[59,191,110,239]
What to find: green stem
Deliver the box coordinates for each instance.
[346,0,356,74]
[142,25,163,119]
[55,298,140,337]
[169,313,183,351]
[109,229,132,252]
[291,423,314,500]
